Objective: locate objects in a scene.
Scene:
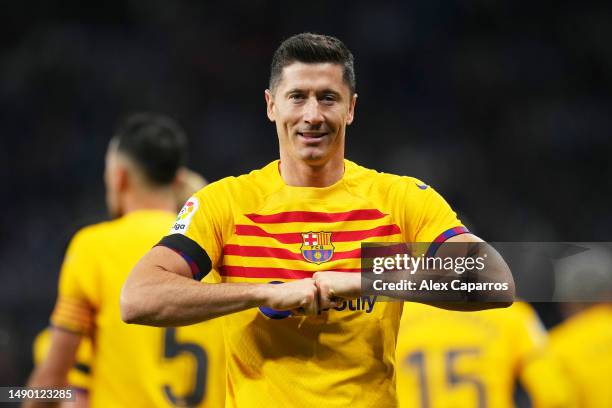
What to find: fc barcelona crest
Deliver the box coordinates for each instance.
[301,231,334,264]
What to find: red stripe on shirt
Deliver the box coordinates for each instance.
[244,209,387,224]
[234,224,401,244]
[220,265,361,279]
[223,244,362,261]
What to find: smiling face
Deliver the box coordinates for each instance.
[265,62,356,167]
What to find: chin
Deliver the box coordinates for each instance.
[296,145,327,160]
[299,152,328,165]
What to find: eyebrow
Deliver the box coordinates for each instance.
[284,88,343,99]
[284,88,304,96]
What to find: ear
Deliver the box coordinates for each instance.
[115,165,130,193]
[265,89,276,122]
[346,93,358,125]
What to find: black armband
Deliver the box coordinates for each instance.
[156,234,212,281]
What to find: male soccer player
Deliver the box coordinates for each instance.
[121,33,514,407]
[25,114,225,408]
[396,302,575,408]
[29,166,211,408]
[549,247,612,408]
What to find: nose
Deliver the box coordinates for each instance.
[303,97,324,125]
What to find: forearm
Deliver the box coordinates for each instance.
[121,265,269,326]
[362,240,515,310]
[421,301,512,311]
[23,366,65,408]
[314,268,512,311]
[123,244,323,324]
[23,328,80,408]
[366,266,513,307]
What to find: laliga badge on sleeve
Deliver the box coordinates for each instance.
[170,197,199,234]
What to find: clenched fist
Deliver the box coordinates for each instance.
[313,272,361,310]
[261,278,320,315]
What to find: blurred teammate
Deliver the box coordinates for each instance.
[396,302,575,408]
[25,113,224,408]
[549,247,612,408]
[121,33,513,407]
[29,166,210,408]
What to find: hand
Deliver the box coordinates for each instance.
[313,272,361,310]
[261,278,319,315]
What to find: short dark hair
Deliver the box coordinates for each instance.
[113,113,187,186]
[269,33,356,94]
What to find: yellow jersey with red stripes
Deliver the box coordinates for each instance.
[396,302,575,408]
[159,159,467,408]
[50,210,226,408]
[549,304,612,408]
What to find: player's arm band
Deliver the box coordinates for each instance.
[50,301,94,335]
[156,234,212,281]
[426,226,470,256]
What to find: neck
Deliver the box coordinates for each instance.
[120,187,177,215]
[279,154,345,187]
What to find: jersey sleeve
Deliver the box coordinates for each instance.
[157,186,227,281]
[50,228,100,335]
[398,178,468,245]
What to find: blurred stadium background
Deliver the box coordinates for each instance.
[1,0,611,397]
